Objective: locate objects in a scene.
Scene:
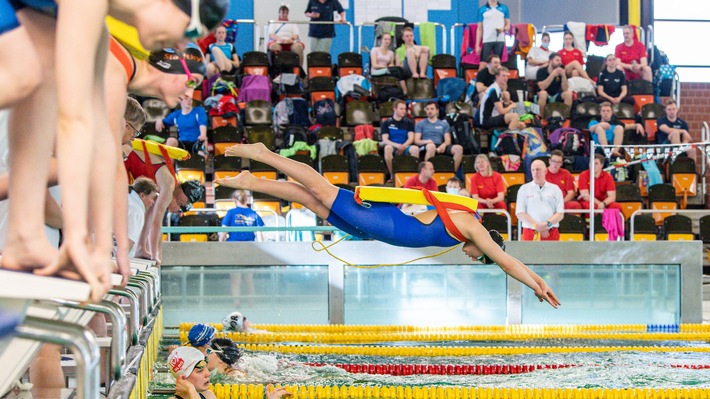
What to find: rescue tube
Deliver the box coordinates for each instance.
[132,139,190,161]
[355,186,478,213]
[106,17,149,60]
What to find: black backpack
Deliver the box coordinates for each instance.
[313,98,338,127]
[494,131,525,156]
[377,86,405,103]
[446,113,480,155]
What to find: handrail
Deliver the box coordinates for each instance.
[516,208,603,241]
[16,316,100,399]
[234,19,260,52]
[450,23,465,56]
[109,289,140,345]
[477,208,512,240]
[264,20,354,53]
[42,299,128,385]
[646,24,654,64]
[629,209,710,240]
[357,21,447,58]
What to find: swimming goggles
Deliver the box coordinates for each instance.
[184,0,204,39]
[179,56,200,89]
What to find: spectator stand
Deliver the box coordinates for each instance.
[592,140,710,239]
[263,20,355,54]
[357,21,447,74]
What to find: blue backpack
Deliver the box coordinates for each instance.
[436,77,467,103]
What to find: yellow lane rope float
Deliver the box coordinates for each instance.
[106,16,150,60]
[211,384,710,399]
[177,323,710,334]
[236,343,710,357]
[312,186,480,268]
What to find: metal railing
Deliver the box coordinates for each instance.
[629,209,710,240]
[478,208,513,239]
[234,19,260,52]
[263,20,354,53]
[646,24,654,64]
[357,21,446,58]
[517,209,604,241]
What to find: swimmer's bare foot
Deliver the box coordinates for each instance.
[412,73,420,78]
[215,170,254,191]
[35,237,110,302]
[224,142,268,160]
[0,234,57,272]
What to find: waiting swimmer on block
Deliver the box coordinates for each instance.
[215,143,561,308]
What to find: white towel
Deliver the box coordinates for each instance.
[566,21,587,56]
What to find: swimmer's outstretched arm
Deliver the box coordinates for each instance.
[456,214,560,308]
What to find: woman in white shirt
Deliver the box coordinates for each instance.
[525,32,551,80]
[268,5,304,65]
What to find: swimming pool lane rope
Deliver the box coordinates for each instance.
[210,383,710,399]
[176,324,710,345]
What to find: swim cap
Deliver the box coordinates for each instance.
[222,311,246,332]
[181,180,205,205]
[168,346,206,378]
[479,230,506,264]
[173,0,230,36]
[148,44,206,76]
[187,323,216,347]
[210,338,242,365]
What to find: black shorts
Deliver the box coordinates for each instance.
[481,42,504,61]
[482,114,508,129]
[419,144,456,156]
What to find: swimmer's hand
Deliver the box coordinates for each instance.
[266,384,292,399]
[175,376,198,398]
[535,281,561,309]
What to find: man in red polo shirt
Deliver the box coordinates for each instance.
[402,161,438,214]
[577,153,622,211]
[545,150,582,211]
[615,25,652,82]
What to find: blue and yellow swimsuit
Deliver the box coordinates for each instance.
[326,188,461,248]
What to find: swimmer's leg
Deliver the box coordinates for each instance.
[216,171,330,219]
[226,143,339,208]
[1,10,58,271]
[0,24,41,108]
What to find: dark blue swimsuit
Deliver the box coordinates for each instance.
[326,188,460,248]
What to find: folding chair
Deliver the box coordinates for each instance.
[558,214,586,241]
[648,183,678,225]
[175,155,206,184]
[481,213,510,241]
[392,155,419,188]
[615,183,644,221]
[213,154,242,180]
[337,52,363,77]
[307,51,333,78]
[241,51,269,76]
[429,155,456,187]
[357,154,387,186]
[321,154,349,185]
[663,214,694,241]
[669,157,697,209]
[431,54,457,87]
[212,125,242,156]
[631,214,657,241]
[505,184,522,227]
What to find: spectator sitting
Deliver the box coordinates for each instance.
[402,161,438,215]
[516,159,564,241]
[381,100,420,178]
[218,189,265,242]
[397,26,430,79]
[475,0,510,69]
[615,25,652,82]
[304,0,346,53]
[558,31,593,81]
[589,101,644,157]
[188,323,216,352]
[127,177,159,257]
[536,52,573,118]
[206,338,246,377]
[479,67,526,131]
[525,32,551,80]
[206,26,241,78]
[268,5,305,66]
[657,99,692,145]
[474,54,501,103]
[156,96,208,156]
[577,153,622,211]
[597,54,635,106]
[168,347,216,399]
[545,150,582,211]
[469,154,507,210]
[370,32,408,95]
[414,101,464,171]
[446,176,470,197]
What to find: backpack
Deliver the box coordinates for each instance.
[445,113,479,155]
[493,130,525,156]
[274,98,310,128]
[436,77,467,102]
[545,116,565,134]
[549,127,587,156]
[654,64,676,97]
[377,86,405,103]
[210,77,238,97]
[282,125,316,149]
[313,99,337,126]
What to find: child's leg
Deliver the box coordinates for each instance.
[226,143,340,208]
